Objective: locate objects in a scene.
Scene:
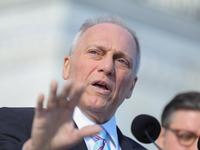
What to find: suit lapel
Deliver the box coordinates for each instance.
[117,127,136,150]
[117,127,147,150]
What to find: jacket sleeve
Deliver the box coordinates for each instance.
[0,107,34,150]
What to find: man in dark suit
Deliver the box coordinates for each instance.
[0,14,146,150]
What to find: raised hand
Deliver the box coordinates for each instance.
[25,80,101,150]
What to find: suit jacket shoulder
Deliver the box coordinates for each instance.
[0,107,34,150]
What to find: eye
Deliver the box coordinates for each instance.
[118,59,126,64]
[117,58,129,68]
[178,132,194,141]
[89,50,98,55]
[114,54,130,69]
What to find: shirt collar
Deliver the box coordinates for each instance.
[73,107,119,148]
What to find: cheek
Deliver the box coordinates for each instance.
[115,72,133,97]
[117,71,133,87]
[70,59,95,82]
[164,134,181,149]
[69,60,84,79]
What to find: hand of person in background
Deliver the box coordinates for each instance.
[24,80,101,150]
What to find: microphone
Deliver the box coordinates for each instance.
[198,137,200,150]
[131,114,162,150]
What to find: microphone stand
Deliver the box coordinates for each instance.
[144,130,163,150]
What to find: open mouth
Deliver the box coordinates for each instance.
[92,82,109,90]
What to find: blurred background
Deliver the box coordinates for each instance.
[0,0,200,149]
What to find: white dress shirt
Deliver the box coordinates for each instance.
[73,107,121,150]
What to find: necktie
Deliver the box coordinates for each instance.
[92,127,111,150]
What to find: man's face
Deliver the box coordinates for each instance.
[63,23,138,123]
[158,110,200,150]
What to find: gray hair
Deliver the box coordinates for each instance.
[69,14,141,75]
[161,92,200,127]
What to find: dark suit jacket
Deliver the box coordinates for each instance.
[0,107,147,150]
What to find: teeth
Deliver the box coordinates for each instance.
[96,82,108,90]
[97,82,105,86]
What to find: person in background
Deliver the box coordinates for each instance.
[157,92,200,150]
[0,14,147,150]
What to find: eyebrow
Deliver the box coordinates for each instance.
[95,45,108,51]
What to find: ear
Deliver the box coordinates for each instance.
[157,127,165,149]
[62,56,70,80]
[126,76,138,99]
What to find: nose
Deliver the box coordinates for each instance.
[97,56,115,76]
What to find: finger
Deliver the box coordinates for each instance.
[58,80,74,108]
[67,83,85,110]
[35,93,45,117]
[76,125,101,139]
[46,81,58,110]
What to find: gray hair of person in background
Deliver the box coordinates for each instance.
[161,92,200,128]
[68,14,141,75]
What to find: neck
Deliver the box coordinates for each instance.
[78,106,114,124]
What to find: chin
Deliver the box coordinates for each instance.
[87,103,108,113]
[80,96,109,110]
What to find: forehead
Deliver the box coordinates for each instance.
[170,110,200,131]
[79,23,137,56]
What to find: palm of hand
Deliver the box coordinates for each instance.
[30,80,101,150]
